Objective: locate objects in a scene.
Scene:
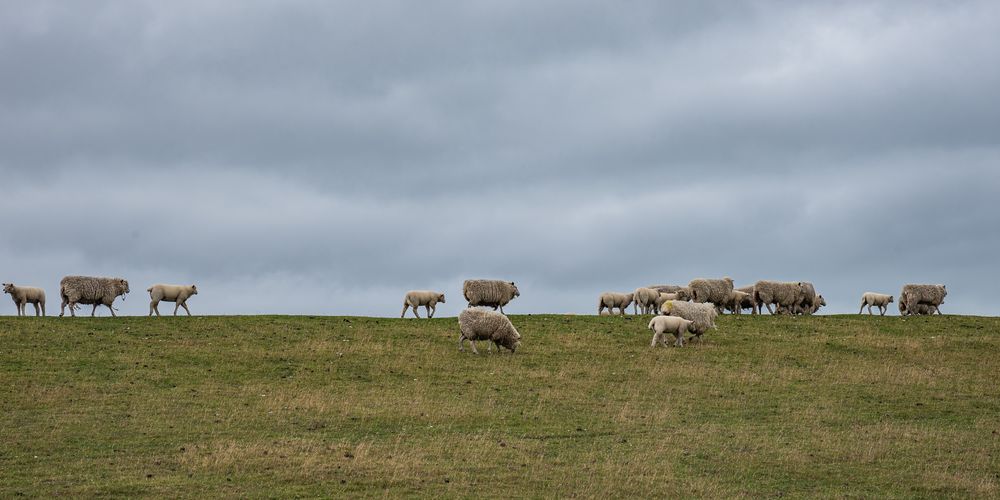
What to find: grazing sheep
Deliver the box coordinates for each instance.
[598,292,634,316]
[400,290,445,319]
[633,287,661,314]
[463,280,519,314]
[721,290,750,315]
[752,280,806,315]
[659,300,718,342]
[674,287,693,301]
[859,292,893,316]
[647,284,682,294]
[457,307,521,354]
[899,284,947,316]
[3,283,46,317]
[148,284,198,317]
[59,276,129,317]
[648,315,697,348]
[688,277,734,311]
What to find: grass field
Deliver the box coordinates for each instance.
[1,314,999,497]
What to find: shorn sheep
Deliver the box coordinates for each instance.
[400,290,445,319]
[752,280,806,315]
[688,277,734,311]
[648,315,696,348]
[457,307,521,354]
[899,284,947,316]
[733,285,756,314]
[148,284,198,317]
[3,283,46,316]
[859,292,893,315]
[659,300,718,343]
[633,287,661,314]
[721,290,750,315]
[598,292,634,316]
[59,276,129,317]
[462,280,519,314]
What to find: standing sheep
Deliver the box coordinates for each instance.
[899,284,947,316]
[633,287,661,314]
[688,277,735,311]
[457,307,521,354]
[462,279,519,314]
[752,281,806,315]
[734,285,756,314]
[659,300,718,343]
[3,283,46,317]
[598,292,634,316]
[148,284,198,317]
[721,290,750,315]
[59,276,129,317]
[400,290,445,319]
[648,315,697,348]
[859,292,893,315]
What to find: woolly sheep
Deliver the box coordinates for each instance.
[400,290,445,319]
[457,307,521,354]
[148,284,198,317]
[688,277,734,311]
[633,287,661,315]
[598,292,634,316]
[752,280,806,315]
[3,283,46,317]
[674,287,693,301]
[659,300,718,342]
[859,292,893,316]
[899,284,947,316]
[463,279,519,314]
[59,276,129,317]
[648,315,697,348]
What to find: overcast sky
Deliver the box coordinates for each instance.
[2,1,998,317]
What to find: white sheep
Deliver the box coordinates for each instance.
[688,277,735,312]
[463,279,520,314]
[148,284,198,317]
[598,292,634,316]
[648,315,696,348]
[722,290,750,315]
[633,287,661,314]
[3,283,46,317]
[659,300,718,342]
[458,307,521,354]
[59,276,129,317]
[899,284,947,316]
[859,292,893,315]
[400,290,446,319]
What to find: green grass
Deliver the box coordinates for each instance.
[1,314,999,497]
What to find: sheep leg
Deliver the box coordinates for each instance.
[173,302,180,316]
[469,339,480,355]
[181,302,192,316]
[674,332,684,347]
[411,305,420,319]
[879,305,886,316]
[41,302,46,316]
[425,305,432,318]
[764,302,774,315]
[498,305,505,314]
[650,332,659,348]
[400,302,410,318]
[150,300,159,317]
[458,334,465,352]
[91,304,99,317]
[32,303,41,317]
[107,303,116,317]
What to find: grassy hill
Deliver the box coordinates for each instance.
[1,314,999,497]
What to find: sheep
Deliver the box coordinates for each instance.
[653,292,678,312]
[859,292,893,316]
[59,276,129,317]
[598,292,634,316]
[899,284,947,316]
[148,284,198,317]
[647,284,682,294]
[721,290,750,315]
[795,282,821,315]
[457,307,521,354]
[648,315,697,348]
[734,285,756,314]
[462,279,519,314]
[633,287,661,314]
[752,280,806,315]
[902,302,938,316]
[674,287,693,301]
[3,283,46,317]
[400,290,446,319]
[659,300,718,342]
[688,277,734,312]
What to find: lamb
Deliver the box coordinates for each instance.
[721,290,750,315]
[688,277,735,311]
[59,276,130,317]
[148,284,198,317]
[752,280,806,315]
[674,287,693,301]
[3,283,46,317]
[647,284,682,294]
[859,292,893,316]
[648,315,697,348]
[462,279,520,314]
[734,285,756,314]
[400,290,446,319]
[598,292,634,316]
[659,300,718,342]
[633,287,661,314]
[653,292,678,312]
[457,307,521,354]
[902,302,938,316]
[899,284,947,316]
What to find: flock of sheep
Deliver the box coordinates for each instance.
[402,278,949,351]
[2,277,197,318]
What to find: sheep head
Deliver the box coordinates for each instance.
[2,283,12,294]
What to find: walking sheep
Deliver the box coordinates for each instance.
[899,284,946,316]
[400,290,445,319]
[457,307,521,354]
[463,279,519,314]
[752,281,806,315]
[148,284,198,317]
[3,283,46,316]
[659,300,718,342]
[688,277,734,311]
[859,292,893,315]
[598,292,634,316]
[648,315,697,348]
[633,287,661,314]
[59,276,129,317]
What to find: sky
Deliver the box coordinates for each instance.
[2,0,999,317]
